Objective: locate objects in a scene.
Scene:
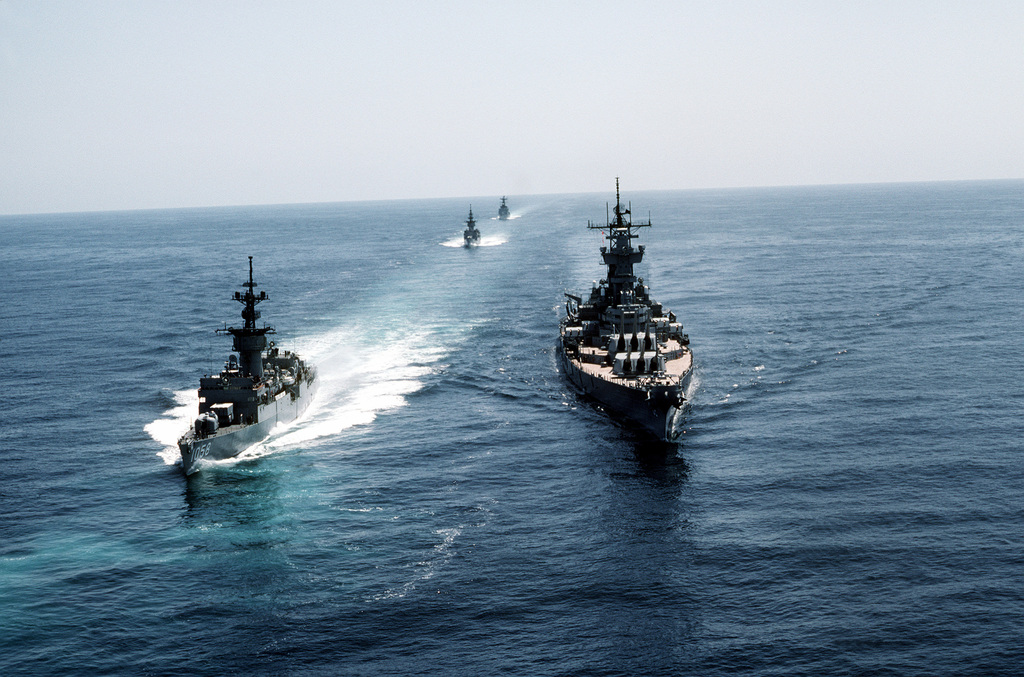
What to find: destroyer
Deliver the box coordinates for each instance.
[463,206,481,246]
[559,180,693,440]
[178,257,317,474]
[498,196,510,220]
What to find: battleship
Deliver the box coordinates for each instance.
[177,257,317,474]
[463,206,481,246]
[558,180,693,440]
[498,196,510,220]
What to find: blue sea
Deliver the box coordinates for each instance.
[2,181,1022,675]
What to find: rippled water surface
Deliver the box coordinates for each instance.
[2,182,1023,675]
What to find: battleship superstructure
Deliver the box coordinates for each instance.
[463,206,481,246]
[177,257,317,474]
[558,180,693,440]
[498,196,510,220]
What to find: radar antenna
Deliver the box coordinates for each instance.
[218,256,274,379]
[586,179,651,304]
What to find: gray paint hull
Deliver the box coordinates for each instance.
[178,382,316,475]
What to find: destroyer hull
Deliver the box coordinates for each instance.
[560,350,691,441]
[178,382,316,475]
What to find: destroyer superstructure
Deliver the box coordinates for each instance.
[558,180,693,440]
[177,257,317,474]
[463,206,481,246]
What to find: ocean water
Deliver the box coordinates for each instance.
[1,181,1022,675]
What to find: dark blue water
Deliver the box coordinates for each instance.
[2,182,1022,675]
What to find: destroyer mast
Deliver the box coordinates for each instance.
[219,256,275,381]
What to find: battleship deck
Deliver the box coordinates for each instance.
[570,347,692,384]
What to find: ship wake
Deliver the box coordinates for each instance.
[440,235,508,248]
[269,324,450,449]
[147,322,464,468]
[146,389,200,466]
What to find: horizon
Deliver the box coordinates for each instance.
[3,2,1023,216]
[2,176,1022,219]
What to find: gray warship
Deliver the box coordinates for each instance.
[178,257,317,474]
[498,196,510,220]
[559,180,693,440]
[463,206,481,246]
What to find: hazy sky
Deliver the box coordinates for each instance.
[2,1,1023,214]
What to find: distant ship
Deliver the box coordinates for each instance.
[498,196,510,220]
[463,206,481,246]
[178,257,317,474]
[558,180,693,440]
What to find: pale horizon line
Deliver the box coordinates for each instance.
[2,176,1021,219]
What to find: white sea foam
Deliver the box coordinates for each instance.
[685,372,701,400]
[145,389,198,465]
[440,234,508,248]
[147,321,459,468]
[270,324,448,448]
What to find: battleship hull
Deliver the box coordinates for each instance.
[560,350,691,441]
[178,380,317,475]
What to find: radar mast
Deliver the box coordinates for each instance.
[588,178,650,304]
[218,256,275,379]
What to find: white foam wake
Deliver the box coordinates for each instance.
[686,371,701,401]
[147,322,463,467]
[440,234,508,248]
[145,389,198,465]
[270,324,448,448]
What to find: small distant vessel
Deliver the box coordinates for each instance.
[463,206,481,246]
[177,257,317,474]
[498,196,510,220]
[558,180,693,440]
